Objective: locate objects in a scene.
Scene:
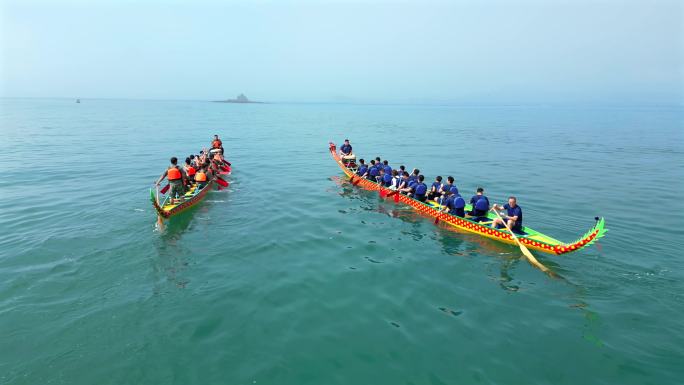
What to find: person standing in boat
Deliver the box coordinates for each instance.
[156,157,187,203]
[491,197,524,233]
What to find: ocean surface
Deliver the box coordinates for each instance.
[1,98,683,385]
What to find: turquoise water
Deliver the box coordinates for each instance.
[1,98,683,384]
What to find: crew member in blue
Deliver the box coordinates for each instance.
[435,176,455,202]
[382,160,392,175]
[356,158,368,177]
[466,187,490,222]
[427,176,443,200]
[368,160,380,181]
[398,172,411,194]
[469,187,489,208]
[412,175,428,202]
[340,139,353,156]
[397,165,406,178]
[381,168,393,187]
[492,197,524,233]
[442,187,466,217]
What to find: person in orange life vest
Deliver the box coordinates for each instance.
[156,157,187,203]
[194,165,209,189]
[211,135,224,154]
[184,157,196,185]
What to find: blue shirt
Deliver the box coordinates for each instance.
[383,165,392,175]
[369,166,379,176]
[356,165,368,176]
[414,182,428,196]
[504,203,523,228]
[431,182,443,192]
[340,144,352,154]
[382,173,393,186]
[470,194,489,206]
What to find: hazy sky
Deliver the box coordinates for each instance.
[1,0,682,104]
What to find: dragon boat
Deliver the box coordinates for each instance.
[329,142,606,256]
[150,166,231,220]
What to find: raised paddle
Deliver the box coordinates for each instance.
[491,207,555,276]
[160,184,170,194]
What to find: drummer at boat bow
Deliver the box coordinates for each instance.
[340,139,353,156]
[491,197,523,233]
[156,157,187,203]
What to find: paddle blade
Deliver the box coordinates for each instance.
[394,192,399,203]
[380,189,386,198]
[434,214,440,225]
[216,177,229,187]
[160,184,170,194]
[221,165,230,172]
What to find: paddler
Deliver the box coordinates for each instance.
[194,164,209,189]
[441,187,466,217]
[184,157,196,185]
[381,168,393,187]
[382,160,392,175]
[427,176,443,200]
[156,157,187,203]
[467,187,490,222]
[368,160,380,181]
[491,197,523,233]
[411,175,428,202]
[356,158,368,177]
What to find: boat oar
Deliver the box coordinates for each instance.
[160,184,170,194]
[434,196,447,224]
[215,176,229,188]
[385,190,400,203]
[491,208,555,276]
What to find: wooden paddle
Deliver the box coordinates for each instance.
[491,208,555,276]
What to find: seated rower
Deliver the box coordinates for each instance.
[445,187,466,217]
[156,157,187,203]
[398,172,411,193]
[469,187,489,209]
[356,159,368,177]
[184,157,196,186]
[412,175,428,202]
[401,172,417,195]
[194,165,209,189]
[390,170,401,190]
[382,160,392,175]
[491,197,524,233]
[368,160,380,181]
[381,168,393,187]
[211,135,224,154]
[408,169,420,184]
[427,176,443,200]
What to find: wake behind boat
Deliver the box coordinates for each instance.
[329,142,606,257]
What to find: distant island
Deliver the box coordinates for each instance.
[212,94,265,104]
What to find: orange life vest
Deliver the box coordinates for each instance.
[195,171,207,182]
[186,166,196,176]
[167,167,182,181]
[212,139,222,149]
